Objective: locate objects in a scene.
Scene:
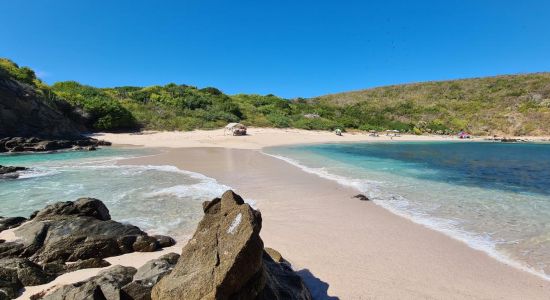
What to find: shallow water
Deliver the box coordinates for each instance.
[265,141,550,278]
[0,148,230,239]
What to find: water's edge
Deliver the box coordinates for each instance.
[261,149,550,282]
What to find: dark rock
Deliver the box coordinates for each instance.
[41,265,137,300]
[151,190,311,300]
[121,253,180,300]
[0,217,27,232]
[353,194,370,201]
[132,236,160,253]
[0,69,83,140]
[152,236,176,248]
[0,166,28,179]
[0,258,52,286]
[33,198,111,221]
[0,267,22,299]
[65,258,111,273]
[0,166,27,175]
[258,252,313,300]
[4,198,173,265]
[0,137,111,153]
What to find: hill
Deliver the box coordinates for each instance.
[2,57,549,136]
[315,74,550,135]
[0,59,84,138]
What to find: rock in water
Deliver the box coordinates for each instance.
[151,190,311,300]
[353,194,370,201]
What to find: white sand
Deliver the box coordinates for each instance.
[94,127,482,150]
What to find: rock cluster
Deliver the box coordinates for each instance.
[0,198,175,299]
[39,253,180,300]
[152,190,311,300]
[0,137,111,153]
[2,191,310,300]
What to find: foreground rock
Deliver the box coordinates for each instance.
[0,137,111,153]
[0,198,175,299]
[37,253,180,300]
[152,190,311,300]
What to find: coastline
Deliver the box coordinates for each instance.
[100,127,550,299]
[94,127,550,151]
[120,148,550,298]
[11,129,550,299]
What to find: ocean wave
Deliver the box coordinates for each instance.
[263,151,550,281]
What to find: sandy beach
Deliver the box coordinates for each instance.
[98,128,549,299]
[94,127,549,150]
[13,128,550,299]
[120,147,550,299]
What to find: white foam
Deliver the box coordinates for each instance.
[264,151,550,281]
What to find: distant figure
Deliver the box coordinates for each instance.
[335,128,342,136]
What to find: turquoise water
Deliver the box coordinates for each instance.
[266,142,550,279]
[0,148,231,239]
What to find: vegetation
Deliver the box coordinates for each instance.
[2,57,550,135]
[317,74,550,135]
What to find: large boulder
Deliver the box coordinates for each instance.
[0,198,175,299]
[11,198,174,264]
[151,190,311,300]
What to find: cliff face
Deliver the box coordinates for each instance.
[0,71,83,139]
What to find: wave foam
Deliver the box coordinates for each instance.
[263,151,550,281]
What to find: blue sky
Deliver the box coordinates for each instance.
[1,0,549,98]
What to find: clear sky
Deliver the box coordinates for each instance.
[1,0,549,98]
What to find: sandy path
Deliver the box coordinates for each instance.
[123,148,550,299]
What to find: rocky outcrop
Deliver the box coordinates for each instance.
[0,198,175,299]
[152,190,311,300]
[0,137,111,153]
[0,70,83,139]
[37,253,181,300]
[41,265,137,300]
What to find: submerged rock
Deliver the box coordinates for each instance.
[0,166,28,179]
[152,190,311,300]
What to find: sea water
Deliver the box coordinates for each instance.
[0,148,230,239]
[265,142,550,279]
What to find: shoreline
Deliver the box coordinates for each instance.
[94,127,550,151]
[120,146,550,299]
[8,129,550,298]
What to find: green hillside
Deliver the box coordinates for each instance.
[3,57,550,136]
[316,74,550,135]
